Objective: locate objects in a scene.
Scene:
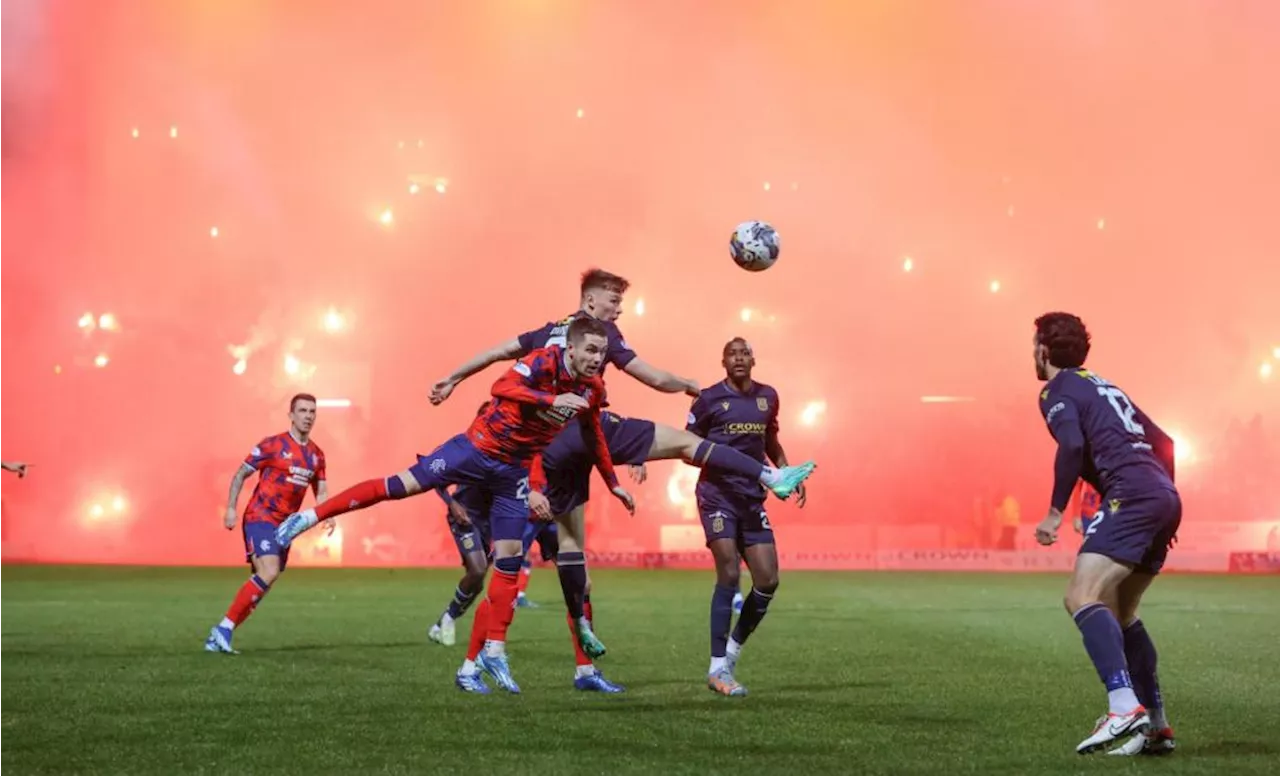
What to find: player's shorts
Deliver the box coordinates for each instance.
[1080,488,1182,574]
[521,521,559,561]
[695,481,774,551]
[449,485,494,565]
[408,434,530,542]
[243,520,289,569]
[545,418,656,516]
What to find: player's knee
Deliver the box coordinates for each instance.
[715,564,741,588]
[754,574,779,595]
[256,563,282,586]
[461,563,487,589]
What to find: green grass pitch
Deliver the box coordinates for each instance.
[3,566,1279,775]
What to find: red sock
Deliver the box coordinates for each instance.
[316,478,388,520]
[224,576,270,626]
[584,599,594,626]
[517,566,532,596]
[486,569,521,643]
[566,613,593,667]
[467,599,491,660]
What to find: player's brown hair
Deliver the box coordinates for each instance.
[289,393,318,412]
[567,315,608,344]
[1034,312,1091,368]
[580,268,630,298]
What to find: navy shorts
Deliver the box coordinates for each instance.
[448,485,493,565]
[1080,488,1182,574]
[545,418,656,516]
[696,481,774,551]
[244,520,289,570]
[408,434,531,542]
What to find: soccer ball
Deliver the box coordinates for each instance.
[730,221,780,272]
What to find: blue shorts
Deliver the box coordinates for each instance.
[545,418,656,516]
[243,520,289,570]
[448,485,494,565]
[409,435,532,542]
[1080,488,1182,574]
[523,521,559,561]
[696,481,774,551]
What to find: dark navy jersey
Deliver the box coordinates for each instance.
[1039,368,1175,505]
[516,311,637,376]
[687,380,780,497]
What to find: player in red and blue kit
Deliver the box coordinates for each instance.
[205,393,328,654]
[274,316,634,694]
[687,338,806,697]
[1031,313,1180,756]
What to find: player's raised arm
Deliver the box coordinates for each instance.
[1043,395,1086,513]
[622,357,700,397]
[430,338,526,405]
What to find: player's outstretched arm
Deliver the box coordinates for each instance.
[1,461,29,478]
[430,338,525,405]
[622,358,700,397]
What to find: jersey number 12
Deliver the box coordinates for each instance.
[1097,387,1145,436]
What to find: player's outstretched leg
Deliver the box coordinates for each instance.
[277,473,417,547]
[648,426,816,500]
[725,543,779,679]
[1067,554,1149,754]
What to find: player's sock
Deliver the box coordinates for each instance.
[1123,619,1167,727]
[730,586,775,646]
[223,574,271,627]
[693,441,766,481]
[484,556,523,655]
[556,551,588,619]
[566,612,594,668]
[315,477,394,520]
[575,663,597,679]
[709,584,736,674]
[465,599,490,665]
[445,585,479,622]
[583,596,594,626]
[517,560,532,598]
[1073,602,1140,714]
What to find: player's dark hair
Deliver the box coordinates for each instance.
[289,393,318,412]
[722,337,752,357]
[580,268,630,298]
[567,315,608,344]
[1034,312,1091,368]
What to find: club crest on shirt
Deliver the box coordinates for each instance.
[721,401,730,411]
[757,397,769,412]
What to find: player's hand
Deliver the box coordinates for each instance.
[527,490,553,521]
[322,518,337,537]
[794,483,807,508]
[611,486,636,515]
[429,379,456,406]
[1035,509,1063,546]
[223,507,238,531]
[1072,516,1084,536]
[682,379,701,398]
[627,464,648,484]
[446,500,472,528]
[552,393,590,412]
[2,461,29,478]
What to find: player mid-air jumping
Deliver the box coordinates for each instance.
[206,394,329,654]
[428,270,814,690]
[1031,312,1179,756]
[275,316,634,694]
[688,338,804,697]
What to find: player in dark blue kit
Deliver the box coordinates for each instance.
[1031,312,1179,756]
[688,338,806,697]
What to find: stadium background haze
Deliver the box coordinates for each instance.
[3,0,1277,568]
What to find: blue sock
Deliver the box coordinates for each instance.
[1123,619,1163,713]
[1073,603,1133,692]
[731,586,775,646]
[695,441,765,480]
[556,552,587,619]
[445,585,479,620]
[710,584,736,658]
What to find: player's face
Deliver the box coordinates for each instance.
[568,334,608,378]
[587,286,624,322]
[722,341,755,380]
[1033,334,1049,381]
[290,400,317,434]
